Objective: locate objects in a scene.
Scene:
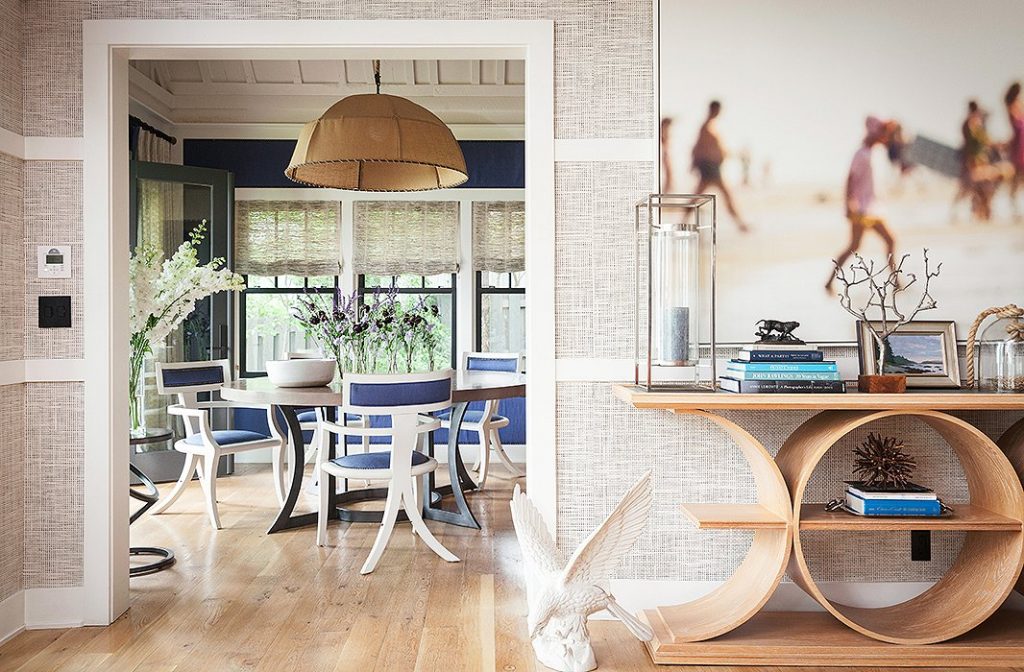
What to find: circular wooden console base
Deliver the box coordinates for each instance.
[647,411,793,643]
[997,416,1024,595]
[777,409,1024,645]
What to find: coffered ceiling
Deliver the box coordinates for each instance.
[129,59,525,137]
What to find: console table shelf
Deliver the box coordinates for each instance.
[680,503,788,530]
[799,504,1022,531]
[614,384,1024,666]
[613,384,1024,411]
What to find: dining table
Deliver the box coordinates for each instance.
[219,369,526,534]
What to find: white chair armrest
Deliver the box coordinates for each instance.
[167,403,216,447]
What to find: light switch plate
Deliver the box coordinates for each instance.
[37,245,72,279]
[38,296,72,328]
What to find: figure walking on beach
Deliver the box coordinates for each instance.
[691,101,750,232]
[955,100,1000,221]
[826,116,899,293]
[1005,82,1024,218]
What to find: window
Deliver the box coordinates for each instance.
[476,271,526,355]
[239,274,337,376]
[472,201,525,357]
[359,273,457,369]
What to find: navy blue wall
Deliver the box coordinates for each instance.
[184,139,524,189]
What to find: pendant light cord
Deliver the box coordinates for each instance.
[373,59,381,94]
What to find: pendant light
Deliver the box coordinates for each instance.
[285,60,469,191]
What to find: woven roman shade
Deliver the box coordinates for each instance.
[234,201,341,277]
[472,201,525,273]
[353,201,459,276]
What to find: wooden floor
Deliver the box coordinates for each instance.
[1,464,1022,672]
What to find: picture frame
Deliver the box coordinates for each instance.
[856,320,960,388]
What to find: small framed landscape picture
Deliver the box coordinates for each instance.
[857,321,961,388]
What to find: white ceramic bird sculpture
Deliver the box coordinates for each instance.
[509,472,654,672]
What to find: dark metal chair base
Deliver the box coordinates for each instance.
[129,546,176,576]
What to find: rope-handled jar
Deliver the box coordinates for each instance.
[965,304,1024,391]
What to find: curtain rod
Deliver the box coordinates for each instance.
[129,115,177,145]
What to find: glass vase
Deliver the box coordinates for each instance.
[979,316,1024,391]
[129,333,149,438]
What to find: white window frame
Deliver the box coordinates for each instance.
[83,20,554,626]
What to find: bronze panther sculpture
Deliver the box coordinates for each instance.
[755,319,803,343]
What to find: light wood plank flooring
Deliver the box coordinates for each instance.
[0,464,1021,671]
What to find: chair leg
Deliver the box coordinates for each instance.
[197,454,223,530]
[272,440,287,507]
[492,428,523,477]
[477,427,492,488]
[304,427,319,465]
[402,476,459,563]
[150,452,199,515]
[360,481,402,575]
[317,465,330,547]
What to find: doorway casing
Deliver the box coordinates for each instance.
[83,19,555,625]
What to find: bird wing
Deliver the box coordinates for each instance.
[509,484,561,574]
[560,471,653,585]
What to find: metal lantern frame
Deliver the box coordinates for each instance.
[634,193,718,392]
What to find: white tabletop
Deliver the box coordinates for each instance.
[220,370,526,407]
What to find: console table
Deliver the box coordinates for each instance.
[613,385,1024,667]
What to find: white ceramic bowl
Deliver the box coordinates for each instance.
[265,359,337,388]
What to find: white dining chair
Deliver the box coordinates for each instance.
[150,359,287,530]
[438,352,523,487]
[314,369,459,574]
[285,351,371,491]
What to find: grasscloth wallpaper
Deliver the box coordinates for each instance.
[0,0,1017,606]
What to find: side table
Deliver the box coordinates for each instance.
[130,428,176,576]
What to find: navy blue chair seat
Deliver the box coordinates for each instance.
[296,409,361,424]
[330,450,431,470]
[436,409,506,424]
[183,429,269,446]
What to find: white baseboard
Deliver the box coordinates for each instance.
[233,443,527,465]
[595,579,1024,620]
[24,587,84,629]
[0,591,25,645]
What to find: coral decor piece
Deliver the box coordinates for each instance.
[853,433,917,489]
[831,249,943,375]
[510,473,654,672]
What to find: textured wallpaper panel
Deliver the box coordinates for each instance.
[24,161,83,243]
[23,383,84,589]
[0,151,24,362]
[557,382,1021,583]
[0,384,25,601]
[554,161,655,359]
[23,0,83,137]
[0,0,22,134]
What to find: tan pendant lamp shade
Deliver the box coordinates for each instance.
[285,93,469,192]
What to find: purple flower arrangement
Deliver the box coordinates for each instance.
[292,287,444,374]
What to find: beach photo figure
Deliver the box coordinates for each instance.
[660,0,1024,343]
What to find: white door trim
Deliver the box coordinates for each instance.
[82,19,555,626]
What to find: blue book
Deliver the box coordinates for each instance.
[718,377,846,393]
[724,370,841,381]
[845,492,942,516]
[728,360,837,372]
[737,350,824,362]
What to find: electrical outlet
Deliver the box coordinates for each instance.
[910,530,931,561]
[38,296,72,328]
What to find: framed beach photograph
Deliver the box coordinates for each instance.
[659,0,1024,344]
[857,320,960,388]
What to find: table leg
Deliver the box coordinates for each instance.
[129,463,175,576]
[424,401,481,529]
[267,405,319,533]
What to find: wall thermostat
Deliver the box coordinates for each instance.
[37,245,72,279]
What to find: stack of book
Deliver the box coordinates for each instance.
[718,342,845,393]
[844,482,942,517]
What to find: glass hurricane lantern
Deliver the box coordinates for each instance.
[634,194,717,391]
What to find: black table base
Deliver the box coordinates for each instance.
[267,402,483,532]
[129,460,176,576]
